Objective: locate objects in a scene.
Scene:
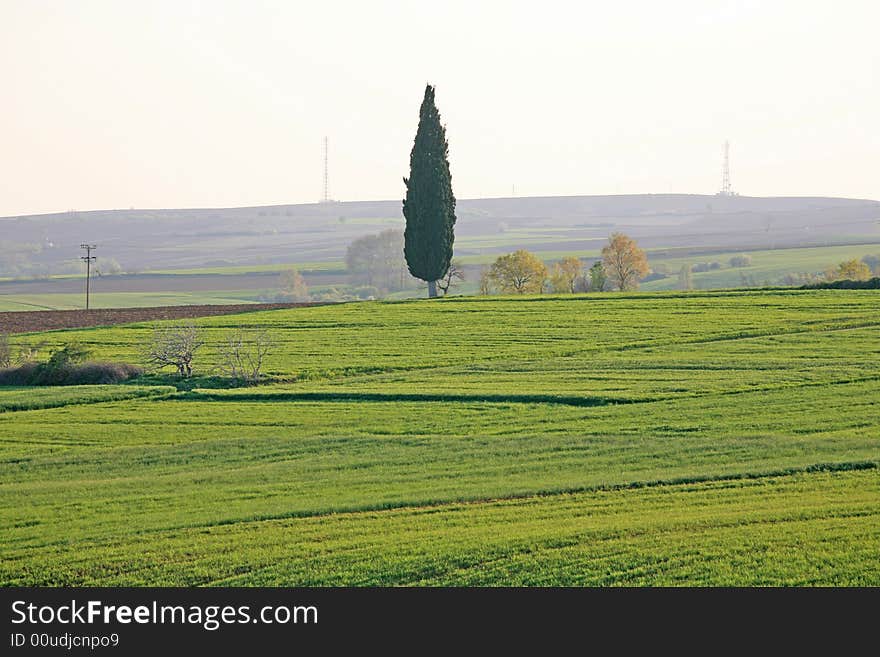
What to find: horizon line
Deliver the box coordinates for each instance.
[2,191,879,220]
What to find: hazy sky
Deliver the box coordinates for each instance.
[1,0,877,216]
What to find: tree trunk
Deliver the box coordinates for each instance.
[428,280,437,298]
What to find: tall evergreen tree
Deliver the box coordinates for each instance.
[403,84,456,297]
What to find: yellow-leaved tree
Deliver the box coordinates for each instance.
[488,250,547,294]
[549,256,584,293]
[602,233,649,291]
[826,259,872,282]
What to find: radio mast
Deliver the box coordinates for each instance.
[717,141,737,196]
[321,136,331,203]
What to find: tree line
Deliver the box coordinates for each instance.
[480,233,648,295]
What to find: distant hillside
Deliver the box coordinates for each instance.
[2,194,878,274]
[4,193,876,223]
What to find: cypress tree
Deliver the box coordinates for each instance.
[403,84,456,298]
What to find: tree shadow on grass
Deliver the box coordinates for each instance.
[125,373,262,392]
[185,390,648,407]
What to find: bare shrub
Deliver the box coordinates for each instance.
[144,324,204,377]
[17,340,48,363]
[217,328,273,383]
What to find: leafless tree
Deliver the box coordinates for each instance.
[144,324,204,377]
[217,328,273,383]
[436,260,465,296]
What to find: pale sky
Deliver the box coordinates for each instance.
[1,0,877,216]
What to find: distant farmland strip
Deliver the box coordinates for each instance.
[0,302,328,334]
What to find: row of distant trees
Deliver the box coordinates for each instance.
[479,233,648,295]
[825,257,878,282]
[283,229,880,300]
[477,241,880,294]
[0,244,125,279]
[273,230,650,301]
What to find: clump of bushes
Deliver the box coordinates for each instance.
[729,255,752,267]
[803,277,880,290]
[0,340,143,386]
[0,362,39,386]
[691,262,722,273]
[52,362,143,385]
[781,272,822,287]
[350,286,382,300]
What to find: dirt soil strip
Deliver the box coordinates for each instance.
[0,302,326,334]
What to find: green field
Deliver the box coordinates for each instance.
[643,243,880,290]
[2,290,879,585]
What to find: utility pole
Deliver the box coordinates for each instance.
[80,244,96,310]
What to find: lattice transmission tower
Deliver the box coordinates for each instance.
[717,140,737,196]
[321,136,331,203]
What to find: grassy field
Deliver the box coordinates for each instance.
[643,243,880,290]
[1,290,879,585]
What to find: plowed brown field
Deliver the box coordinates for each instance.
[0,302,323,334]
